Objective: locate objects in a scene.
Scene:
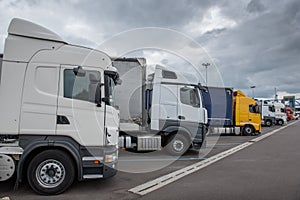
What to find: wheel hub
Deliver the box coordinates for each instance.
[173,140,184,152]
[36,159,65,188]
[245,127,252,134]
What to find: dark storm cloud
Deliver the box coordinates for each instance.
[69,0,212,33]
[203,0,300,98]
[0,0,299,98]
[247,0,266,13]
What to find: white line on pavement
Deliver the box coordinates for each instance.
[128,121,298,196]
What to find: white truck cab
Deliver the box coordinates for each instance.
[114,58,208,156]
[0,18,120,195]
[272,102,288,125]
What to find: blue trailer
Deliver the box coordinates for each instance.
[201,87,234,127]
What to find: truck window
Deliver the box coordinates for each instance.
[249,104,260,113]
[64,69,100,103]
[269,105,275,112]
[162,70,177,79]
[180,87,200,107]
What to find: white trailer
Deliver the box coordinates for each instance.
[113,58,208,156]
[0,18,120,195]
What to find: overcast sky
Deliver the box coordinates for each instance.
[0,0,299,99]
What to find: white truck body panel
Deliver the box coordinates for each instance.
[262,105,275,119]
[114,60,207,132]
[273,102,287,124]
[113,59,146,125]
[8,18,65,43]
[0,62,27,134]
[0,18,120,193]
[0,18,119,146]
[151,66,206,130]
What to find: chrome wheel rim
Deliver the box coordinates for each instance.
[36,159,65,188]
[173,139,184,152]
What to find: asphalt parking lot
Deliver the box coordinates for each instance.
[0,122,296,200]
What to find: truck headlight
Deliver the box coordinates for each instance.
[105,153,117,163]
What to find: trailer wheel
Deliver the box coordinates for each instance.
[166,134,190,156]
[27,149,75,195]
[242,125,254,136]
[265,120,272,127]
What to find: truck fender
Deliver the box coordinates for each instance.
[16,140,82,184]
[162,126,192,141]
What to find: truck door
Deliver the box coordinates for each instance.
[159,84,178,122]
[177,85,203,131]
[249,103,261,131]
[56,65,106,146]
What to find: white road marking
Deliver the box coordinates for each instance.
[128,121,298,196]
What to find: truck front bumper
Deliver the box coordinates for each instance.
[81,146,118,180]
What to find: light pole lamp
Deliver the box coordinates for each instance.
[202,63,210,86]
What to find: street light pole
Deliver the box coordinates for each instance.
[250,85,256,98]
[202,63,210,86]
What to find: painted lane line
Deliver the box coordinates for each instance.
[129,142,252,195]
[119,157,207,162]
[128,121,298,196]
[207,142,244,147]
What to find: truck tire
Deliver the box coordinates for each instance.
[277,119,284,126]
[27,149,75,195]
[166,134,190,156]
[265,119,272,127]
[242,125,254,136]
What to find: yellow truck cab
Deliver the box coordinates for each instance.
[234,90,262,135]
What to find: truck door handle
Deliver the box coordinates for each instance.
[178,115,185,120]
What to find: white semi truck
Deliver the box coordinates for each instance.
[0,19,120,195]
[113,58,208,156]
[272,102,287,125]
[256,100,276,127]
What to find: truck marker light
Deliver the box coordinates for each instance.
[94,160,100,165]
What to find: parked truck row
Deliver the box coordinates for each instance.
[0,18,294,195]
[202,87,261,136]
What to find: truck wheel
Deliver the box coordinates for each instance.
[27,150,75,195]
[277,119,284,126]
[265,120,272,127]
[242,125,254,136]
[166,134,190,156]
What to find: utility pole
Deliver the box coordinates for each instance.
[202,63,210,86]
[275,87,278,102]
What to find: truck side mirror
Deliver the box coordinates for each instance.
[116,78,122,85]
[73,66,86,77]
[95,83,102,107]
[102,97,110,105]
